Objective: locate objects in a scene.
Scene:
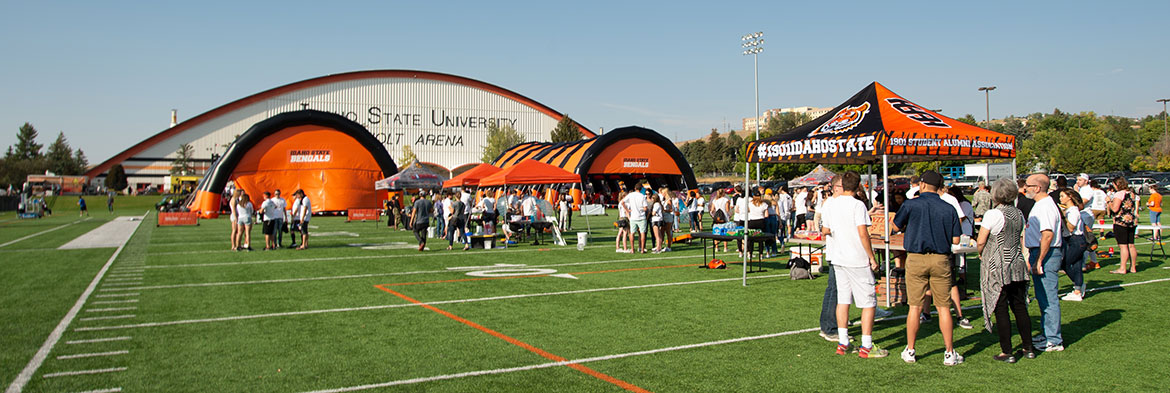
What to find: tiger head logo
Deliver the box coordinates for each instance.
[809,102,870,136]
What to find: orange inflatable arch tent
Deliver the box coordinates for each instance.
[188,110,398,218]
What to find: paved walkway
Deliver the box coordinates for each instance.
[58,216,145,250]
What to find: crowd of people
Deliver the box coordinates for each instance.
[226,188,311,251]
[393,187,581,252]
[808,169,1157,365]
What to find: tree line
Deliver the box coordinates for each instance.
[678,110,1170,181]
[0,123,89,188]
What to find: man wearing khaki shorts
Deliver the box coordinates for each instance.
[891,170,964,366]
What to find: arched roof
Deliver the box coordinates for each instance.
[86,69,594,178]
[491,126,698,190]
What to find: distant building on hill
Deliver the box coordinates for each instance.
[742,106,833,133]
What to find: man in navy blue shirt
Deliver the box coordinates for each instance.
[890,170,963,366]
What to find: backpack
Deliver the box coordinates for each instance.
[702,259,726,269]
[788,257,812,280]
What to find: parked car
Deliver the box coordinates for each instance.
[709,181,732,191]
[1129,177,1157,194]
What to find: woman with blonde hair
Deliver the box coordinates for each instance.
[229,188,243,251]
[615,191,631,253]
[659,187,676,252]
[649,193,665,253]
[235,192,255,251]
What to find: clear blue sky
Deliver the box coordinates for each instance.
[2,1,1167,165]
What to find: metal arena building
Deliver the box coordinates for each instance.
[85,70,594,191]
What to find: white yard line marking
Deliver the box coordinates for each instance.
[92,299,139,305]
[79,315,136,322]
[65,336,132,345]
[143,245,619,269]
[86,307,137,312]
[105,278,143,282]
[4,214,141,393]
[94,293,139,298]
[76,388,122,393]
[0,218,91,248]
[75,274,786,331]
[303,325,821,393]
[92,253,716,291]
[100,283,143,287]
[302,276,1170,393]
[56,350,129,360]
[41,367,127,378]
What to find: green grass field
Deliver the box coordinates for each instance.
[2,195,1169,392]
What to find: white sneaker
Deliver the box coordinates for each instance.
[901,348,916,363]
[943,350,964,366]
[1061,292,1083,302]
[874,308,894,319]
[1044,343,1065,352]
[817,332,838,342]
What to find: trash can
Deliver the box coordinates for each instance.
[577,232,589,250]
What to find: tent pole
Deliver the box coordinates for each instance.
[743,160,749,287]
[1012,158,1018,180]
[883,154,891,308]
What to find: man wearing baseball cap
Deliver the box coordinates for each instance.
[890,170,964,365]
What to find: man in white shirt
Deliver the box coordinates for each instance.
[938,184,969,236]
[460,189,474,234]
[621,185,650,253]
[821,172,887,358]
[295,190,312,250]
[1024,174,1064,352]
[259,191,283,250]
[906,175,921,199]
[775,187,793,244]
[793,187,809,235]
[1075,174,1094,208]
[272,189,288,248]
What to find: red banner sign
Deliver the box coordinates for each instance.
[347,208,381,222]
[158,212,199,226]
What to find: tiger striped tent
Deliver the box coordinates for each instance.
[491,126,698,192]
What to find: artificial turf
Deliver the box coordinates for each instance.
[2,196,1168,392]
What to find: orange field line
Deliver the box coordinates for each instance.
[375,285,650,392]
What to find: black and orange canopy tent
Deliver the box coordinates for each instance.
[442,163,501,188]
[745,82,1015,165]
[477,159,581,187]
[737,82,1016,290]
[491,126,697,192]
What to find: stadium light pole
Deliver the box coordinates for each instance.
[742,31,763,185]
[978,86,996,124]
[1158,98,1169,139]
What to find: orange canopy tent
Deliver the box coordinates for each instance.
[745,82,1015,164]
[740,82,1016,292]
[442,163,501,188]
[477,159,580,187]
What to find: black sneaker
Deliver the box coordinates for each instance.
[993,353,1017,363]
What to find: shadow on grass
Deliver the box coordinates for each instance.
[1060,308,1125,349]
